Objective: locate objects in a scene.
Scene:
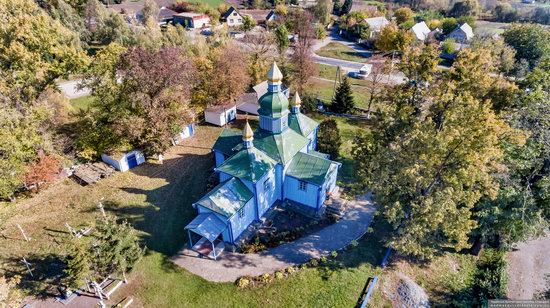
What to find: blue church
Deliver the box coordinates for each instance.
[185,63,341,259]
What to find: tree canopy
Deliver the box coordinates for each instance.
[353,46,518,258]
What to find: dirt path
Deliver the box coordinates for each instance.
[507,231,550,300]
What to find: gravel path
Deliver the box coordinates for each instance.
[171,194,377,282]
[507,231,550,300]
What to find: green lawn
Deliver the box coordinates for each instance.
[70,95,94,111]
[0,120,388,307]
[307,78,372,109]
[316,42,369,63]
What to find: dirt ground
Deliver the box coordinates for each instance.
[507,231,550,300]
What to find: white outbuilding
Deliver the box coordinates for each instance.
[101,149,145,172]
[205,105,237,126]
[411,21,431,41]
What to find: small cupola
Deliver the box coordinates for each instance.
[267,62,283,93]
[242,120,254,149]
[290,92,301,114]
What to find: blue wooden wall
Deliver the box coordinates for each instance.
[284,176,320,208]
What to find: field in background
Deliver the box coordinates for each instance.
[316,42,369,63]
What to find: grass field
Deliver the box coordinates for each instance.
[69,95,94,111]
[316,42,369,63]
[0,118,390,307]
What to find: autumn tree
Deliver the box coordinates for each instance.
[274,25,290,56]
[289,11,318,92]
[364,58,390,118]
[449,0,480,17]
[141,0,159,23]
[502,23,550,68]
[330,77,355,114]
[313,0,332,25]
[242,15,257,32]
[78,45,196,157]
[0,0,87,102]
[193,43,251,109]
[352,45,516,259]
[339,0,353,15]
[394,7,414,25]
[375,23,414,52]
[24,153,61,191]
[317,119,342,159]
[244,32,274,85]
[474,59,550,248]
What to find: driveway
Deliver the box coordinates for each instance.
[507,231,550,299]
[171,194,377,282]
[57,79,90,99]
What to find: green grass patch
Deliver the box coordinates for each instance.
[70,95,94,111]
[307,78,371,109]
[316,42,369,63]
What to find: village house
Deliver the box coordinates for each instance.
[448,23,474,43]
[185,63,340,259]
[173,12,210,29]
[363,16,390,38]
[410,21,431,41]
[107,0,175,25]
[222,6,244,27]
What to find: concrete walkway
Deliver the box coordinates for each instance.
[171,194,377,282]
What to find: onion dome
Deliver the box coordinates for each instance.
[242,120,254,142]
[290,92,301,107]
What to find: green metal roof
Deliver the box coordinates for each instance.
[286,152,336,186]
[258,92,289,118]
[217,147,277,183]
[288,113,319,137]
[195,178,253,217]
[212,129,242,156]
[253,128,310,165]
[185,213,227,242]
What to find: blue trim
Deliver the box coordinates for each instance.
[228,220,235,244]
[316,186,321,210]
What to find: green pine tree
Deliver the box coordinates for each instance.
[65,239,91,289]
[93,215,143,278]
[317,119,342,159]
[330,77,355,114]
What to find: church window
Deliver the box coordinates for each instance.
[238,208,244,218]
[299,180,307,191]
[264,179,270,191]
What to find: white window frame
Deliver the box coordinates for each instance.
[299,180,307,191]
[238,207,244,218]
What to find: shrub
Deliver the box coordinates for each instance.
[317,119,342,159]
[441,38,456,55]
[331,251,338,258]
[236,277,251,288]
[309,258,319,267]
[260,273,271,283]
[286,266,296,274]
[300,263,308,270]
[473,249,508,304]
[350,240,359,247]
[275,271,284,279]
[320,256,328,263]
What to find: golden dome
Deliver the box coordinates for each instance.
[290,92,301,107]
[267,62,283,83]
[242,120,254,141]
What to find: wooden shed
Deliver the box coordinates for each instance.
[101,149,145,172]
[204,105,237,126]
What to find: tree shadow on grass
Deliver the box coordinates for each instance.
[95,151,214,256]
[4,253,67,298]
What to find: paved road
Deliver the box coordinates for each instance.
[171,194,377,282]
[311,28,406,85]
[57,79,90,99]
